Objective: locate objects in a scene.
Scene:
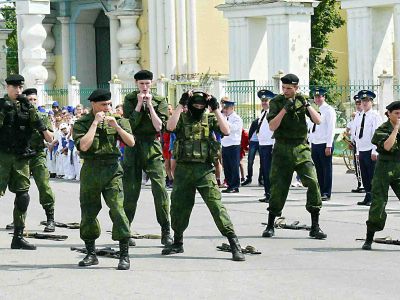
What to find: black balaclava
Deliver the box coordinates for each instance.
[188,92,207,121]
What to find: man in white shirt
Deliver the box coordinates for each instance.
[348,95,364,193]
[309,88,336,201]
[354,90,383,206]
[257,90,276,202]
[221,100,243,193]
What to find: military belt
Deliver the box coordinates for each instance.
[275,138,306,145]
[83,157,118,165]
[135,134,157,142]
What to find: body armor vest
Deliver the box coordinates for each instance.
[0,97,33,155]
[174,113,220,163]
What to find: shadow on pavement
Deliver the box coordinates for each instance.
[294,247,400,252]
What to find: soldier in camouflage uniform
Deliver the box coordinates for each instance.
[262,73,327,240]
[0,75,49,250]
[25,88,56,232]
[161,90,245,261]
[122,70,172,247]
[73,89,135,270]
[362,101,400,250]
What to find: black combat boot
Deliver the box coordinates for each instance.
[117,239,130,270]
[161,224,173,246]
[362,230,374,250]
[309,212,327,239]
[227,235,245,261]
[262,213,276,237]
[78,241,99,267]
[11,227,36,250]
[44,209,55,232]
[128,237,136,247]
[161,235,184,255]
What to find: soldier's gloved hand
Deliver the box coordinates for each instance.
[299,97,311,108]
[284,98,295,112]
[179,92,190,106]
[17,94,34,112]
[208,96,219,111]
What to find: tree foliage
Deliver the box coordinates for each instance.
[0,6,18,75]
[310,0,345,86]
[310,0,346,126]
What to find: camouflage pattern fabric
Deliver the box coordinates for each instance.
[122,139,170,227]
[367,120,400,232]
[29,153,55,211]
[266,93,321,216]
[268,142,322,216]
[0,152,30,227]
[171,162,235,237]
[122,91,170,229]
[73,112,131,241]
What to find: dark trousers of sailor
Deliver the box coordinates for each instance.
[259,145,273,196]
[246,141,259,180]
[311,143,333,198]
[359,150,376,198]
[222,145,241,189]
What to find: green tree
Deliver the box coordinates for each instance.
[310,0,346,126]
[310,0,345,86]
[0,6,18,75]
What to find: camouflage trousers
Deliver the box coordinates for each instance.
[171,162,235,237]
[0,151,31,227]
[79,159,130,241]
[268,142,322,216]
[122,139,170,228]
[29,152,55,211]
[367,159,400,232]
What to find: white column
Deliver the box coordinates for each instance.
[176,0,188,74]
[393,4,400,81]
[267,13,311,85]
[107,14,120,77]
[228,17,250,79]
[346,8,373,83]
[20,14,48,87]
[378,70,394,118]
[148,0,158,77]
[34,79,46,106]
[109,75,122,108]
[16,0,50,87]
[272,70,284,94]
[0,27,12,82]
[165,0,177,77]
[155,3,166,77]
[210,75,228,101]
[187,0,198,74]
[156,75,167,97]
[57,17,70,87]
[68,76,80,107]
[43,22,56,88]
[117,14,141,83]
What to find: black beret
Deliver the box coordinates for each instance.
[281,73,299,85]
[358,90,376,100]
[5,74,24,86]
[22,88,37,96]
[257,89,275,100]
[88,88,111,102]
[134,70,153,81]
[386,101,400,112]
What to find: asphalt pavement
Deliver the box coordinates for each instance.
[0,162,399,300]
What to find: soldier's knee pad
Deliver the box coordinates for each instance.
[15,192,30,212]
